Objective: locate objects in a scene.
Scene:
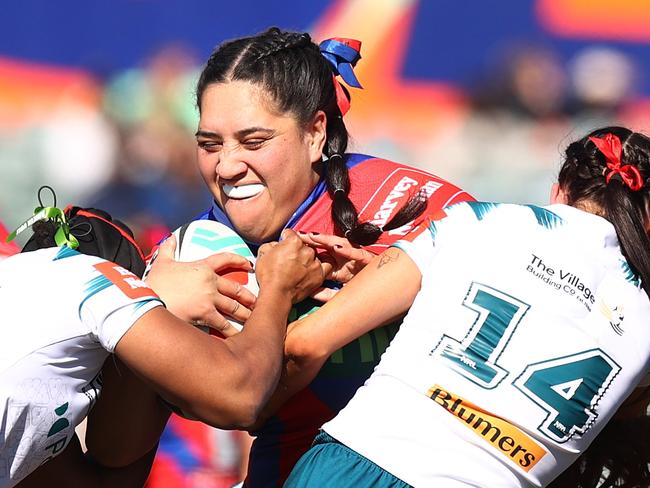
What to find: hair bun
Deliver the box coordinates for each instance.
[22,206,146,277]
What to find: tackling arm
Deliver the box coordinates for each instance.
[254,247,422,425]
[114,230,324,430]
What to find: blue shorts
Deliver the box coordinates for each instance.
[284,431,412,488]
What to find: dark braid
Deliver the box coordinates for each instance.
[196,27,426,245]
[248,29,311,62]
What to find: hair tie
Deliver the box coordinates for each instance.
[6,186,79,249]
[344,229,352,238]
[332,188,345,196]
[319,38,363,116]
[589,134,644,191]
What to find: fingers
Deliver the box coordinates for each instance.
[296,231,375,284]
[336,246,375,266]
[280,228,298,240]
[200,252,253,273]
[297,231,348,249]
[216,275,257,308]
[258,244,270,258]
[279,229,304,249]
[256,231,325,301]
[214,292,253,322]
[329,268,347,283]
[189,292,248,335]
[292,260,325,304]
[199,310,242,338]
[310,286,339,303]
[317,256,334,279]
[265,230,316,264]
[297,232,373,263]
[156,235,177,261]
[298,243,318,271]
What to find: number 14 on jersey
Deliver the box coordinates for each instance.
[430,282,621,443]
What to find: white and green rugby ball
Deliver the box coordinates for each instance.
[172,219,258,332]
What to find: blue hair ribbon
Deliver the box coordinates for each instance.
[319,38,363,88]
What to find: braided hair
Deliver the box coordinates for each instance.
[548,126,650,488]
[196,27,426,246]
[558,126,650,296]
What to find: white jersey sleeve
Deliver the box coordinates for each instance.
[0,247,163,487]
[392,201,481,275]
[77,255,163,352]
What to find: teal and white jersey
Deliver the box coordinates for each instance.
[324,202,650,487]
[0,247,162,487]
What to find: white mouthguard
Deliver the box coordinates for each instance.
[222,184,265,199]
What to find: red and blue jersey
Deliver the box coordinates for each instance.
[197,153,473,487]
[146,415,248,488]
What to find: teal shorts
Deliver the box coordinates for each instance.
[284,431,412,488]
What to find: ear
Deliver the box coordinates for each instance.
[305,110,327,163]
[550,183,568,204]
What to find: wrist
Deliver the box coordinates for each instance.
[255,286,292,312]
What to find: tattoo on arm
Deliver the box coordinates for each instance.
[377,249,399,269]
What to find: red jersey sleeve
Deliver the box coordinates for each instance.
[291,155,473,253]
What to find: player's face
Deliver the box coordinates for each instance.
[197,81,325,243]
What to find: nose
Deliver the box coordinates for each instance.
[216,146,248,180]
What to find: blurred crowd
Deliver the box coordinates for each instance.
[1,37,649,487]
[0,44,208,252]
[363,42,650,206]
[1,41,649,252]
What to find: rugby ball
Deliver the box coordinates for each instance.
[171,220,258,332]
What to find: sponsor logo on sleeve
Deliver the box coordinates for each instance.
[358,169,447,238]
[94,261,159,300]
[427,385,547,472]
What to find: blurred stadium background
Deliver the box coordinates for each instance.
[2,0,650,485]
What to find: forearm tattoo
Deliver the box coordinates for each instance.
[377,248,399,269]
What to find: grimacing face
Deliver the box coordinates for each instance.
[196,81,326,243]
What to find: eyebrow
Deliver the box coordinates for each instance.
[195,127,275,138]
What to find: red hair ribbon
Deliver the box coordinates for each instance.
[331,75,350,116]
[589,133,644,191]
[319,37,363,116]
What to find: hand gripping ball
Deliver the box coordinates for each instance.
[171,220,259,332]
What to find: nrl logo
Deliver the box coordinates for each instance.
[598,299,624,335]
